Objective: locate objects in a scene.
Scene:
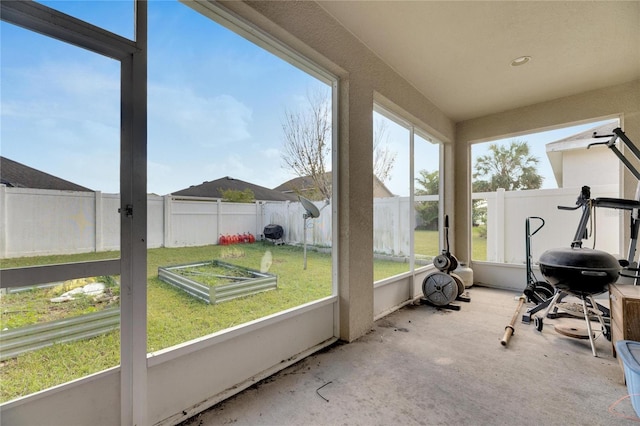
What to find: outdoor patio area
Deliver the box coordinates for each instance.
[181,286,637,426]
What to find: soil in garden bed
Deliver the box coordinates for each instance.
[172,263,256,288]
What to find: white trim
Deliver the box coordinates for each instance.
[331,78,340,336]
[147,296,338,367]
[0,367,119,409]
[152,336,338,426]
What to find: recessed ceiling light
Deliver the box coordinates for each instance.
[511,56,531,67]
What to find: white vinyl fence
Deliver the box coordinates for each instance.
[0,184,624,263]
[475,184,622,264]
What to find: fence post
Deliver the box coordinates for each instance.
[395,197,401,256]
[163,195,171,248]
[216,199,222,244]
[0,185,6,258]
[496,188,505,262]
[95,191,103,252]
[254,201,258,239]
[286,201,291,243]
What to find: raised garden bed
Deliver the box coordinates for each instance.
[0,307,119,361]
[0,277,120,361]
[158,260,277,304]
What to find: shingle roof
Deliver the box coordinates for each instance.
[0,156,93,192]
[171,176,298,201]
[274,171,394,198]
[273,174,323,193]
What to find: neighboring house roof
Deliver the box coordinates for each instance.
[0,156,93,192]
[171,176,298,202]
[546,121,619,187]
[373,177,394,198]
[274,171,395,198]
[273,174,324,194]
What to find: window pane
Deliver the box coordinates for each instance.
[37,0,134,40]
[373,111,410,280]
[413,134,441,265]
[146,1,334,353]
[0,23,121,402]
[471,119,620,264]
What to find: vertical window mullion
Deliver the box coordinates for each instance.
[120,2,148,425]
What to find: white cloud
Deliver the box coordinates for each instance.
[148,85,253,147]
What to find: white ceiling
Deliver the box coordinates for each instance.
[317,1,640,122]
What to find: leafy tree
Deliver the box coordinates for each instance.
[221,188,255,203]
[415,169,439,230]
[416,169,439,195]
[472,140,542,229]
[473,140,543,191]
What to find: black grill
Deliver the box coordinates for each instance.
[264,224,284,244]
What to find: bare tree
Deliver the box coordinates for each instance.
[281,88,332,200]
[281,90,397,200]
[373,118,397,183]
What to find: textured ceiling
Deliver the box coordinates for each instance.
[318,1,640,122]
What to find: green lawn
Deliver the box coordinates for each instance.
[472,226,487,261]
[0,242,407,402]
[413,229,487,261]
[0,233,487,402]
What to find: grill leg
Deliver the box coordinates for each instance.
[582,297,598,357]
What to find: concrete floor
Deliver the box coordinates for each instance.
[181,286,639,425]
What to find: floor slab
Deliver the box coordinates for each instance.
[181,286,639,425]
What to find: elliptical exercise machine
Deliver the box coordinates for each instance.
[521,217,556,324]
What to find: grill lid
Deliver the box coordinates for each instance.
[539,247,621,271]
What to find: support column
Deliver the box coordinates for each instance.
[338,78,374,342]
[451,137,472,265]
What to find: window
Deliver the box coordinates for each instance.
[373,106,442,282]
[413,132,442,265]
[145,1,336,353]
[1,0,338,405]
[471,119,621,264]
[0,20,121,402]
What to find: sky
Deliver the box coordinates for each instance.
[471,118,617,190]
[0,1,618,197]
[1,1,325,196]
